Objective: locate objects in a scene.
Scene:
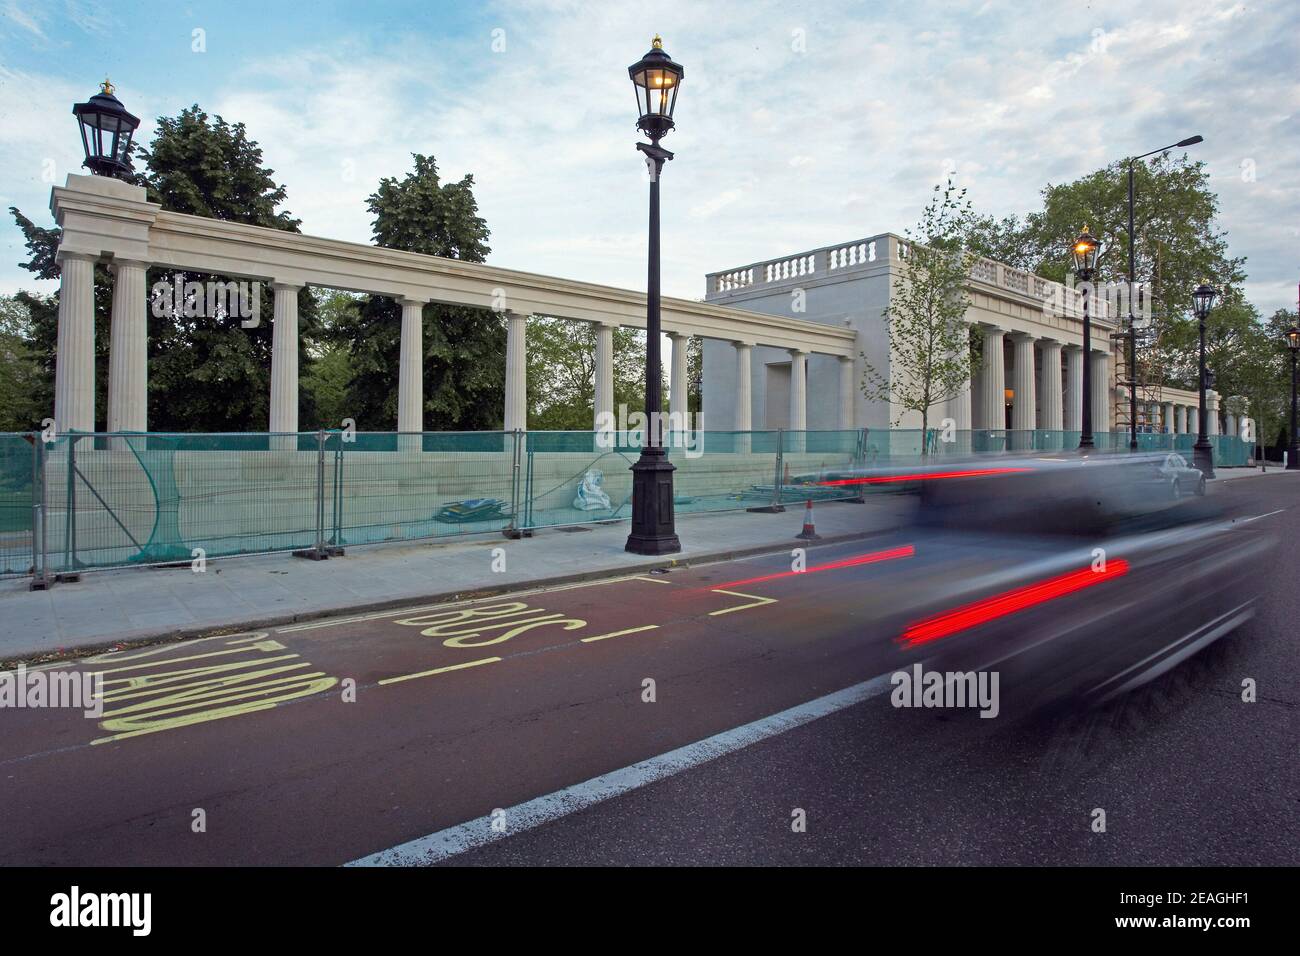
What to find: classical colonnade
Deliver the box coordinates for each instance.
[49,173,857,438]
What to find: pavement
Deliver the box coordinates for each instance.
[0,495,911,663]
[0,469,1293,867]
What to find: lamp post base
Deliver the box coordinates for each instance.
[625,450,681,555]
[1192,440,1216,480]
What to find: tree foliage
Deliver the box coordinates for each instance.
[327,154,503,431]
[864,177,979,443]
[526,317,646,430]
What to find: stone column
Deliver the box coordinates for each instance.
[107,259,148,434]
[1206,391,1220,436]
[669,331,690,432]
[1188,406,1199,435]
[594,322,615,432]
[1010,333,1037,432]
[397,298,425,449]
[980,326,1006,432]
[504,311,528,433]
[1176,405,1187,434]
[1164,401,1176,435]
[1089,350,1110,435]
[53,252,97,434]
[733,342,754,431]
[1039,339,1063,431]
[269,282,301,436]
[788,349,808,450]
[838,355,857,430]
[1063,345,1083,432]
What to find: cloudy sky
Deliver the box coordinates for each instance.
[1,0,1297,314]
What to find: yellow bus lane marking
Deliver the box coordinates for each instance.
[581,625,660,643]
[88,634,339,745]
[377,657,502,686]
[707,589,778,616]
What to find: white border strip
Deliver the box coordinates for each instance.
[346,672,895,866]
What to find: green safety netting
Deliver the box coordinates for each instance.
[0,428,1260,576]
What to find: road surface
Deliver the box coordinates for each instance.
[1,474,1296,866]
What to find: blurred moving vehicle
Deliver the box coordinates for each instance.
[1155,451,1207,498]
[816,453,1272,712]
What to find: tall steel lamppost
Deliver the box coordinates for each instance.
[625,36,684,555]
[1071,226,1101,450]
[1191,281,1219,479]
[72,78,140,179]
[1122,136,1202,448]
[1285,325,1300,470]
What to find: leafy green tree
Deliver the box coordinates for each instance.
[863,177,980,445]
[329,154,502,431]
[301,290,362,430]
[526,317,645,430]
[0,294,46,431]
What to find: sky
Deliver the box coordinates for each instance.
[1,0,1297,316]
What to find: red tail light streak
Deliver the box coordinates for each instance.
[897,558,1131,648]
[708,544,915,590]
[818,467,1031,487]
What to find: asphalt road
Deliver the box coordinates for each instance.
[1,473,1296,866]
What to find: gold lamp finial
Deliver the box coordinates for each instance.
[1080,224,1090,234]
[651,34,663,49]
[100,77,114,95]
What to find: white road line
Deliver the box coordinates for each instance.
[345,671,896,867]
[1236,509,1285,523]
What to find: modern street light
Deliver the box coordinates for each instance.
[1123,135,1202,450]
[1285,325,1300,470]
[1191,280,1219,479]
[625,36,684,556]
[72,78,140,179]
[1071,225,1101,450]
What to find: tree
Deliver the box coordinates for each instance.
[9,105,316,432]
[0,294,46,431]
[863,177,979,445]
[300,290,362,430]
[329,154,503,431]
[526,317,645,430]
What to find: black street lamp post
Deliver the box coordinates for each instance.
[1071,226,1101,450]
[626,36,683,556]
[1285,326,1300,470]
[1123,136,1202,449]
[1192,281,1218,479]
[72,78,140,179]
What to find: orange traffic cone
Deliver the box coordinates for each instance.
[796,499,821,540]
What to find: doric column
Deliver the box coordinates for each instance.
[669,331,690,426]
[107,259,148,434]
[1063,345,1083,431]
[53,252,97,434]
[594,322,615,431]
[1176,405,1188,434]
[1225,412,1237,439]
[1206,391,1220,436]
[979,326,1006,431]
[1089,350,1110,435]
[1039,339,1063,431]
[1010,333,1037,431]
[734,342,753,432]
[269,282,301,435]
[839,355,858,430]
[788,349,808,431]
[1164,402,1176,435]
[504,311,528,432]
[1188,406,1199,435]
[398,299,425,436]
